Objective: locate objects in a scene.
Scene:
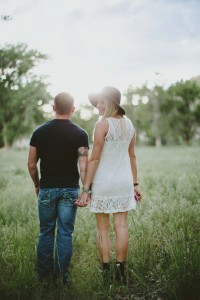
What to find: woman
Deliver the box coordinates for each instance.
[75,86,142,281]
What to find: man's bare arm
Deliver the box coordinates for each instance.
[78,147,89,185]
[27,146,40,194]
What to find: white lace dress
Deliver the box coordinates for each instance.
[90,117,136,213]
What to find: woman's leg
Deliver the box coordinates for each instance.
[113,212,128,262]
[95,213,111,263]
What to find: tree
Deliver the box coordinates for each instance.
[72,105,98,143]
[166,80,200,145]
[0,43,51,147]
[1,15,13,21]
[123,84,169,146]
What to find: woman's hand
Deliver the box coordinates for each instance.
[134,185,142,202]
[75,191,90,207]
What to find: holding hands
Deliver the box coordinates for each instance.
[75,187,91,207]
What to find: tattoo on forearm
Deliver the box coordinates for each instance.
[78,147,88,157]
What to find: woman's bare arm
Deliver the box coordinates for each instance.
[128,133,142,200]
[76,119,108,205]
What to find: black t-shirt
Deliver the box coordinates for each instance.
[30,119,89,188]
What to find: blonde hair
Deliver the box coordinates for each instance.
[102,96,121,119]
[100,96,127,137]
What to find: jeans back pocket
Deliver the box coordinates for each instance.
[38,190,51,209]
[60,188,79,207]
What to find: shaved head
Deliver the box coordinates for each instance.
[54,92,74,115]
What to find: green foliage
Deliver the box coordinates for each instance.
[72,105,99,143]
[0,43,51,147]
[124,80,200,146]
[124,85,170,146]
[0,147,199,299]
[1,41,199,148]
[1,15,12,21]
[167,80,200,145]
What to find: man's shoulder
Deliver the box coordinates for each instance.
[70,121,88,136]
[33,121,52,134]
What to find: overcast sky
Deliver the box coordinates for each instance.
[1,0,200,106]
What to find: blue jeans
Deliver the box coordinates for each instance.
[37,188,78,281]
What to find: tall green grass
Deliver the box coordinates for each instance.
[0,147,199,300]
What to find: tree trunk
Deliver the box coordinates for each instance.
[155,136,162,147]
[184,138,190,146]
[2,124,11,148]
[0,124,4,148]
[152,96,162,147]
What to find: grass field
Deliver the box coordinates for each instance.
[0,147,199,300]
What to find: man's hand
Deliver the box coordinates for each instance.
[27,146,40,191]
[35,186,39,197]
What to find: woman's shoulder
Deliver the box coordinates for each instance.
[96,118,108,126]
[124,116,134,125]
[123,117,135,133]
[93,119,109,139]
[94,119,109,132]
[124,116,131,122]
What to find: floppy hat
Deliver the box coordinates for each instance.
[88,86,125,115]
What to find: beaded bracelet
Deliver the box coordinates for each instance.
[82,186,92,194]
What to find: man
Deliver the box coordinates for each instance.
[27,92,89,284]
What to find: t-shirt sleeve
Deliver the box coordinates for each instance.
[29,131,38,147]
[78,131,89,149]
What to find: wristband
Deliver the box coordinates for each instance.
[82,186,92,194]
[133,182,139,186]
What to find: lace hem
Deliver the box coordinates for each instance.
[90,195,136,213]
